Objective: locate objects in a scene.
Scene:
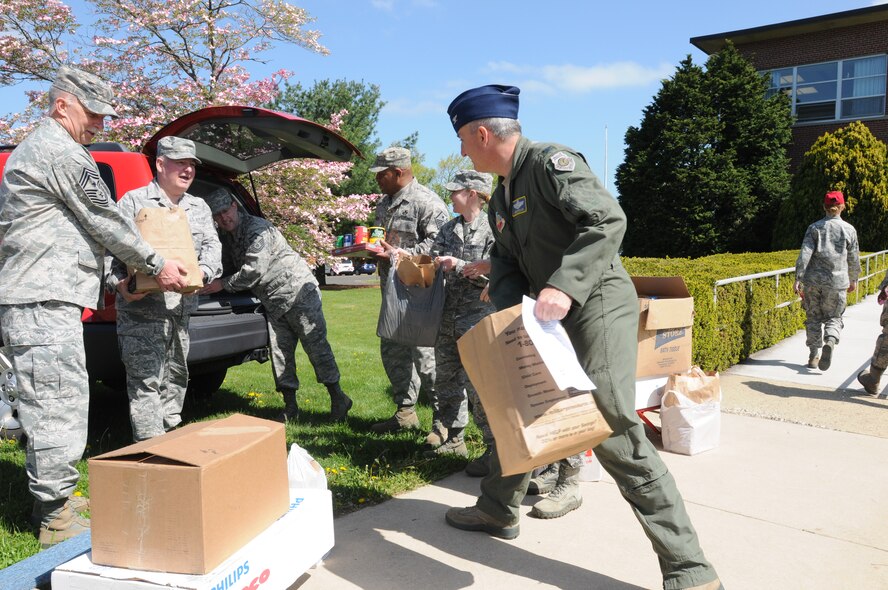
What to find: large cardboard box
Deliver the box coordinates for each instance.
[52,488,333,590]
[132,206,204,293]
[88,414,289,575]
[632,276,694,378]
[457,304,613,476]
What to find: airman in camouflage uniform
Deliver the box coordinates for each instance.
[424,170,497,458]
[857,271,888,396]
[794,191,860,371]
[202,189,352,422]
[106,137,222,441]
[0,66,188,547]
[369,147,449,433]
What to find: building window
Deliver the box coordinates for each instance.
[764,55,887,123]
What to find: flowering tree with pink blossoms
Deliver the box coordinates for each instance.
[0,0,376,262]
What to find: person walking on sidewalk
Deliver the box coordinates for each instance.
[369,147,449,434]
[857,272,888,396]
[793,190,860,371]
[201,189,352,422]
[441,84,721,590]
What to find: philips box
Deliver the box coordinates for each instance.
[88,414,289,575]
[52,488,333,590]
[632,277,694,379]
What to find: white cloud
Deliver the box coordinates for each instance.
[371,0,395,11]
[871,1,888,5]
[484,60,673,93]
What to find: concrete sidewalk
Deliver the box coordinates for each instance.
[295,297,888,590]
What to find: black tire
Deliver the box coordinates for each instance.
[187,369,228,398]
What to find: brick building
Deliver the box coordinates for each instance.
[691,5,888,169]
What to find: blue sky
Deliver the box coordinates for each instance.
[1,0,881,194]
[265,0,882,192]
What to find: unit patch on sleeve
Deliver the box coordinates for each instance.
[511,196,527,217]
[495,211,505,233]
[550,151,576,172]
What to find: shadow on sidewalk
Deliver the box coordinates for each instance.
[742,379,888,409]
[302,491,646,590]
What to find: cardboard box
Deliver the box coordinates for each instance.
[632,276,694,378]
[457,304,613,476]
[331,243,383,257]
[132,207,204,293]
[52,488,333,590]
[88,414,289,575]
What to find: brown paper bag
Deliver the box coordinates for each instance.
[662,366,721,407]
[457,304,613,476]
[396,254,435,288]
[131,207,203,293]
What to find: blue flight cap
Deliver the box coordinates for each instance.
[447,85,520,133]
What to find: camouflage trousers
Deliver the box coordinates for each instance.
[869,303,888,370]
[117,310,190,442]
[268,287,340,393]
[380,338,435,409]
[0,302,88,510]
[435,316,494,441]
[801,285,847,348]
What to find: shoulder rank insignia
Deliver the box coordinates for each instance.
[78,166,108,206]
[495,211,505,233]
[550,151,575,172]
[511,196,527,217]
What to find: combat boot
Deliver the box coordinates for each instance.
[857,366,885,396]
[326,382,353,422]
[806,346,820,369]
[527,463,559,495]
[424,422,448,447]
[445,506,519,540]
[465,447,491,477]
[818,337,837,371]
[371,406,420,433]
[529,466,582,519]
[424,429,467,458]
[31,495,90,528]
[277,390,299,422]
[38,506,90,549]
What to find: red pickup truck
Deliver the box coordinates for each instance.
[0,106,359,395]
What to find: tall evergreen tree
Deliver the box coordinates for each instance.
[271,79,385,196]
[616,44,792,257]
[773,121,888,252]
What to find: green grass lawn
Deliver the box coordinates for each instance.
[0,284,483,568]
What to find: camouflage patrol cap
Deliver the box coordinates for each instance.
[444,170,493,196]
[368,147,412,172]
[52,65,118,118]
[205,188,235,215]
[157,136,202,164]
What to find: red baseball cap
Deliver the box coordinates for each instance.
[824,191,845,206]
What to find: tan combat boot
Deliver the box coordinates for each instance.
[857,366,885,396]
[529,466,583,519]
[371,406,420,433]
[38,506,90,549]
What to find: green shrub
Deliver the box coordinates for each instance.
[624,250,887,371]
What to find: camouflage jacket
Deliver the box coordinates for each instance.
[0,118,163,309]
[795,215,861,290]
[375,179,448,279]
[429,213,496,324]
[107,180,222,316]
[220,212,317,320]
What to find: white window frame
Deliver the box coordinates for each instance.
[763,54,887,123]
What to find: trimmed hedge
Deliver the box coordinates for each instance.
[623,251,887,372]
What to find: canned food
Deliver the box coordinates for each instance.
[343,233,354,247]
[354,226,368,244]
[368,226,385,244]
[335,235,344,248]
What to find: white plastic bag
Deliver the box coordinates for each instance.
[660,367,721,455]
[287,443,327,489]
